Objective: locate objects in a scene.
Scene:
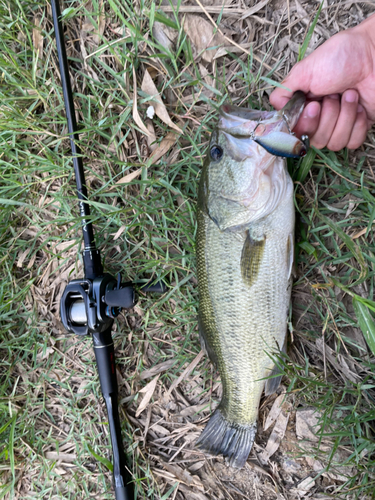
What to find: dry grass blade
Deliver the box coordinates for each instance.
[133,66,151,136]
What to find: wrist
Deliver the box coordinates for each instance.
[353,13,375,50]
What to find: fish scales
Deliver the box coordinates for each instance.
[195,92,306,468]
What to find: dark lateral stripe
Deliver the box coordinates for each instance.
[240,231,266,287]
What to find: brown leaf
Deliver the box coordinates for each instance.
[295,408,320,443]
[152,21,178,51]
[167,351,204,396]
[45,451,77,463]
[150,132,176,164]
[32,16,43,59]
[98,0,106,37]
[115,168,142,185]
[136,375,159,417]
[263,393,284,431]
[140,359,176,380]
[259,400,291,463]
[112,225,127,241]
[133,67,152,136]
[141,70,182,134]
[82,0,106,47]
[183,14,225,63]
[241,0,270,19]
[160,461,204,490]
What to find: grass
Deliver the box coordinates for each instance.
[1,0,375,499]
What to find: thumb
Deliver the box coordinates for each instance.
[269,59,314,110]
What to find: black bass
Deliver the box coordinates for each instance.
[195,92,307,468]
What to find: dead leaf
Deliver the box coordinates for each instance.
[82,0,106,47]
[112,225,127,241]
[290,476,315,497]
[183,14,225,63]
[141,70,182,134]
[146,119,157,150]
[214,42,254,60]
[259,400,291,463]
[315,338,360,383]
[179,404,208,418]
[140,359,176,380]
[45,451,77,463]
[264,393,284,431]
[115,168,142,185]
[160,461,204,490]
[17,248,30,268]
[150,132,176,164]
[241,0,270,19]
[32,16,43,59]
[152,21,178,51]
[296,408,320,443]
[136,375,159,417]
[97,0,106,38]
[132,67,152,137]
[36,346,54,361]
[167,351,204,396]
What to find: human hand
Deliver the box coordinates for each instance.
[269,14,375,151]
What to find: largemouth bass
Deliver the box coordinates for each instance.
[195,92,307,468]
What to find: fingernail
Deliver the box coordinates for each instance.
[345,90,358,103]
[306,102,319,118]
[357,104,364,113]
[328,94,340,99]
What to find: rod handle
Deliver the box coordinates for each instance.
[92,329,134,498]
[115,486,133,500]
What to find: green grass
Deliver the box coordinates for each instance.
[1,0,375,499]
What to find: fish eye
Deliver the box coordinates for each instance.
[210,145,223,161]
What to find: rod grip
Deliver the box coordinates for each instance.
[115,486,133,500]
[92,329,134,498]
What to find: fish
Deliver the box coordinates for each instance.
[195,91,307,468]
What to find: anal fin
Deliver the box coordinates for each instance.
[286,232,294,280]
[264,340,287,396]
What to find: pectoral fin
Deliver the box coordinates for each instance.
[241,231,266,287]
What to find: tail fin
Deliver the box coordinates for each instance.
[196,408,256,468]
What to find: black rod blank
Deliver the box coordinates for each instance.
[50,0,96,254]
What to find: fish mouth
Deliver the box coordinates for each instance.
[218,91,306,138]
[217,91,307,159]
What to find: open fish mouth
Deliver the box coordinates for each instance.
[218,91,308,159]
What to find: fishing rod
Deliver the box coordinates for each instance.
[51,1,164,498]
